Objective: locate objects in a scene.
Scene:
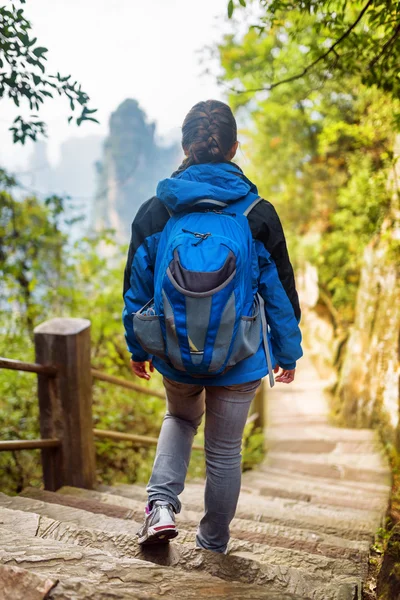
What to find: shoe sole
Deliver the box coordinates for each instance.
[138,525,178,546]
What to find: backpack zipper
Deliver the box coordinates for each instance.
[182,229,212,246]
[204,209,236,217]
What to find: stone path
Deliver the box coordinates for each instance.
[0,357,391,599]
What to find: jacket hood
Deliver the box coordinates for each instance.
[156,162,258,213]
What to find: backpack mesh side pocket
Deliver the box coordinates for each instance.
[227,298,261,367]
[133,301,166,360]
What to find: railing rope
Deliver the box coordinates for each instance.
[0,357,57,377]
[93,428,204,452]
[0,439,60,451]
[91,369,165,400]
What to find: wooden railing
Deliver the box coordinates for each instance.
[0,317,266,491]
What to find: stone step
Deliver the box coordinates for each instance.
[55,486,369,562]
[105,478,387,516]
[71,483,381,541]
[267,448,389,473]
[242,466,390,497]
[240,473,389,512]
[254,464,391,493]
[0,506,362,600]
[245,481,388,512]
[265,437,382,454]
[77,483,382,524]
[0,490,370,565]
[265,425,378,443]
[0,563,57,599]
[266,452,391,485]
[46,490,368,579]
[184,477,386,515]
[19,488,136,520]
[0,492,142,537]
[49,579,307,600]
[1,526,311,600]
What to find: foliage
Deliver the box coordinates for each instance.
[218,12,398,324]
[0,0,98,143]
[226,0,400,99]
[1,185,67,334]
[0,176,153,493]
[0,174,213,493]
[242,425,264,471]
[317,154,391,321]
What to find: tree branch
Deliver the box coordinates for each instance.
[369,22,400,69]
[233,0,373,94]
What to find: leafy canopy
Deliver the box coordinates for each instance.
[218,8,398,325]
[0,0,98,143]
[227,0,400,99]
[0,173,209,493]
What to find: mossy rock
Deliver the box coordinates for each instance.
[377,524,400,599]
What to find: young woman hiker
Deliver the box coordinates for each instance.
[122,99,302,554]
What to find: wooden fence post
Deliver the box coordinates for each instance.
[252,378,267,432]
[34,318,96,491]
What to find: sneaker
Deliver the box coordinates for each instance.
[136,500,178,545]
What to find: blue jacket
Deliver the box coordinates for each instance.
[123,162,302,385]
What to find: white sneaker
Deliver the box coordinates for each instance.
[136,500,178,545]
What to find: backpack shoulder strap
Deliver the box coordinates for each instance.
[225,193,262,217]
[243,195,262,217]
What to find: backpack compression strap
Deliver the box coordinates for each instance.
[257,294,275,388]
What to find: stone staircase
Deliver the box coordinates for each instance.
[0,358,391,599]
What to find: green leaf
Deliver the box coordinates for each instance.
[32,46,48,58]
[82,107,98,115]
[17,32,30,45]
[239,0,246,6]
[228,0,234,18]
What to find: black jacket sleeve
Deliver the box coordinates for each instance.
[248,199,301,322]
[123,196,170,298]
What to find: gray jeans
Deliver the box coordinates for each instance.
[146,376,261,553]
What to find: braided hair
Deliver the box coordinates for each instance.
[180,100,237,168]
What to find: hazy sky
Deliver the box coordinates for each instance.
[0,0,230,169]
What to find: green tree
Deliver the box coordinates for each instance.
[227,0,400,99]
[0,173,206,493]
[218,9,398,325]
[0,0,98,143]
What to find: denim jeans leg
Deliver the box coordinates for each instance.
[146,377,205,513]
[196,379,261,553]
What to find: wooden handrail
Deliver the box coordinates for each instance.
[246,412,259,425]
[93,428,204,452]
[0,357,58,377]
[91,369,165,400]
[0,438,60,451]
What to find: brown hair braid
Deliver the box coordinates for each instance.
[181,100,237,167]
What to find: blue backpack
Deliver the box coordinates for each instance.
[133,194,274,384]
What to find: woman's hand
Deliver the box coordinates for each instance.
[130,359,154,380]
[274,365,295,384]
